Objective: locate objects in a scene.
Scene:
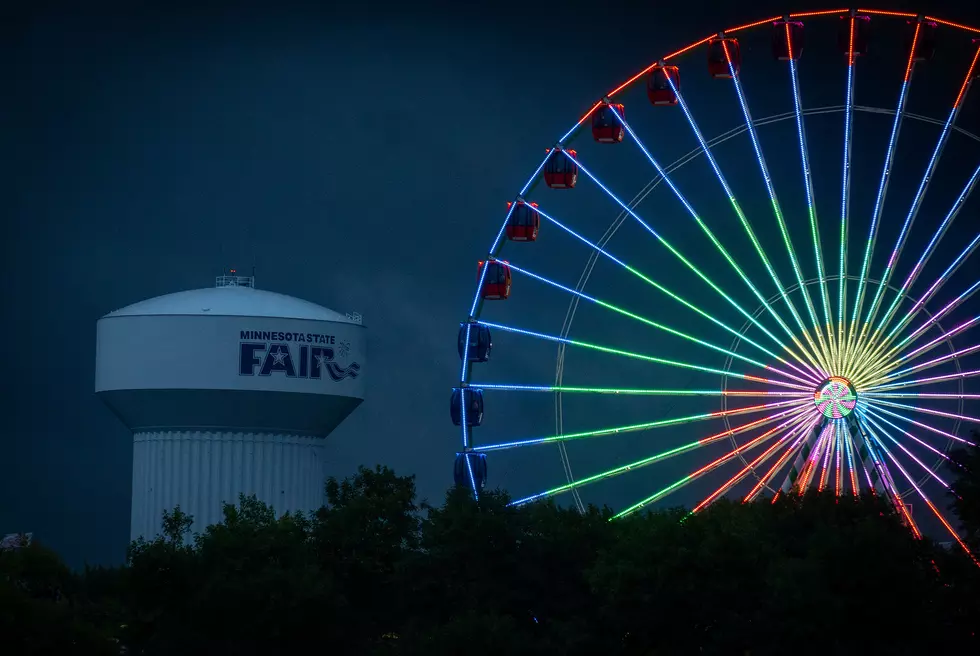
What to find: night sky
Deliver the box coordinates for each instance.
[4,0,980,567]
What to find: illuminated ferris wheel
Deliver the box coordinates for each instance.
[452,9,980,562]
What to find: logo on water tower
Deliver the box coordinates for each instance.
[238,330,361,381]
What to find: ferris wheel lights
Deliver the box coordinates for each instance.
[647,65,680,105]
[708,36,741,78]
[592,102,626,143]
[543,148,578,188]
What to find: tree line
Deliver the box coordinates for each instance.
[4,443,980,655]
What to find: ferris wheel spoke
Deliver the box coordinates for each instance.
[785,31,838,370]
[694,413,822,513]
[853,415,921,535]
[476,320,813,391]
[504,259,813,386]
[532,204,820,382]
[866,368,980,393]
[774,419,824,496]
[859,416,977,563]
[858,162,980,373]
[612,408,816,519]
[722,39,836,373]
[849,22,922,367]
[743,421,813,502]
[879,233,980,348]
[473,383,809,399]
[479,399,810,453]
[869,162,980,336]
[568,148,827,377]
[865,342,980,389]
[609,104,830,373]
[508,404,810,507]
[856,401,976,447]
[861,397,980,428]
[859,312,980,385]
[860,411,956,487]
[852,44,980,365]
[657,69,833,375]
[857,274,980,382]
[837,14,862,370]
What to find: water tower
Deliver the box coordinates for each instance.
[95,272,366,541]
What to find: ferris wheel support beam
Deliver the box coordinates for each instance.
[724,40,835,375]
[745,420,814,501]
[777,419,822,495]
[848,18,924,373]
[692,412,821,514]
[854,44,980,368]
[661,67,831,376]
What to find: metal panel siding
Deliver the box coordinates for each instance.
[130,431,327,542]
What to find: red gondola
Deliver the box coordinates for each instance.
[905,19,937,62]
[591,103,626,143]
[708,36,740,79]
[772,19,804,61]
[543,148,578,189]
[838,15,871,58]
[505,201,540,242]
[478,260,511,300]
[647,65,679,105]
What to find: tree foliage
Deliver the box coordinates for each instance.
[3,461,980,654]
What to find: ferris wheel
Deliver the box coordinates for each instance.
[452,8,980,562]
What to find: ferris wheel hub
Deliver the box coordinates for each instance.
[814,376,858,419]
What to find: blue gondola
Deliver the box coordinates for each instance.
[454,452,488,489]
[458,323,492,363]
[450,388,484,427]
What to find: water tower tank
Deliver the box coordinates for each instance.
[95,274,366,542]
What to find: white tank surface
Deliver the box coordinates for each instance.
[96,274,366,542]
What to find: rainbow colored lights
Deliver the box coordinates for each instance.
[814,377,858,419]
[458,8,980,567]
